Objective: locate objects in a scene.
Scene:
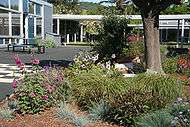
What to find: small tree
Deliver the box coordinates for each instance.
[94,15,131,62]
[102,0,183,73]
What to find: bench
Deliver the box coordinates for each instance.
[7,44,45,54]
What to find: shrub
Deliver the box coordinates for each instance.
[14,67,70,114]
[122,41,144,59]
[162,57,178,74]
[137,110,173,127]
[0,108,14,120]
[44,37,57,48]
[68,69,184,126]
[93,15,131,61]
[57,102,89,127]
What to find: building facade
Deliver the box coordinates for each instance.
[0,0,53,47]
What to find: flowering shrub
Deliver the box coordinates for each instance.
[178,55,190,77]
[13,67,70,114]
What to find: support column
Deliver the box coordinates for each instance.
[80,25,83,42]
[67,34,69,43]
[74,33,77,43]
[57,19,60,35]
[177,19,180,47]
[181,19,185,47]
[41,4,45,39]
[9,12,12,44]
[188,26,190,43]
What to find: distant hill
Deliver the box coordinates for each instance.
[79,2,102,10]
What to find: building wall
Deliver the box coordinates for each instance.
[44,5,53,37]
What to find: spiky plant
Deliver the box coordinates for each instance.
[137,110,173,127]
[88,100,109,121]
[0,108,14,120]
[57,102,89,127]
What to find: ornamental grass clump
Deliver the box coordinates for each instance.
[0,108,15,120]
[57,102,89,127]
[69,70,185,126]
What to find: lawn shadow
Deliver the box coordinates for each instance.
[39,60,73,68]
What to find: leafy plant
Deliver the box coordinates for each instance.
[0,108,15,120]
[162,57,178,74]
[137,110,173,127]
[93,15,131,61]
[43,37,57,48]
[57,102,89,127]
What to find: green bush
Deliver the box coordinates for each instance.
[44,37,57,48]
[122,41,144,58]
[68,68,184,126]
[162,57,178,74]
[14,68,70,114]
[93,15,131,61]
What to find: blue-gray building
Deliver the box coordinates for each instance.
[0,0,53,47]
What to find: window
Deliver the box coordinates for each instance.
[36,17,42,35]
[12,12,20,36]
[10,0,19,10]
[29,2,34,14]
[0,0,8,8]
[0,9,9,35]
[36,4,41,16]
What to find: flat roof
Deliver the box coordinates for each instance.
[53,14,190,20]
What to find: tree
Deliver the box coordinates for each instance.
[102,0,183,73]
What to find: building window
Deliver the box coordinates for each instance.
[36,4,41,16]
[10,0,19,10]
[36,17,42,35]
[0,0,9,8]
[12,12,20,36]
[0,9,9,35]
[53,19,57,34]
[29,2,34,14]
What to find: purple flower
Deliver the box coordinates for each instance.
[42,95,48,100]
[11,79,17,89]
[45,85,54,93]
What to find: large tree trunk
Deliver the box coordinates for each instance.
[142,14,163,73]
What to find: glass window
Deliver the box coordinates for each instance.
[36,17,42,36]
[0,9,9,35]
[23,0,29,13]
[10,0,19,10]
[0,0,9,8]
[53,19,57,34]
[12,12,20,36]
[36,4,41,16]
[29,2,34,14]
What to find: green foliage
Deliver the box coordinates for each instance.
[162,5,190,14]
[94,15,131,61]
[14,68,70,114]
[137,110,173,127]
[162,57,178,74]
[68,67,184,126]
[44,37,57,48]
[122,41,144,58]
[0,108,15,120]
[57,102,89,127]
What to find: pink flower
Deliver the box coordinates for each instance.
[19,63,25,71]
[45,85,54,93]
[11,79,17,89]
[31,58,40,65]
[42,95,48,100]
[30,92,36,97]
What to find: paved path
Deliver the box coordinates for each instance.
[0,46,91,101]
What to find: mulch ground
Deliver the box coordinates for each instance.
[0,102,122,127]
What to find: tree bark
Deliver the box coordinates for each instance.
[142,14,163,73]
